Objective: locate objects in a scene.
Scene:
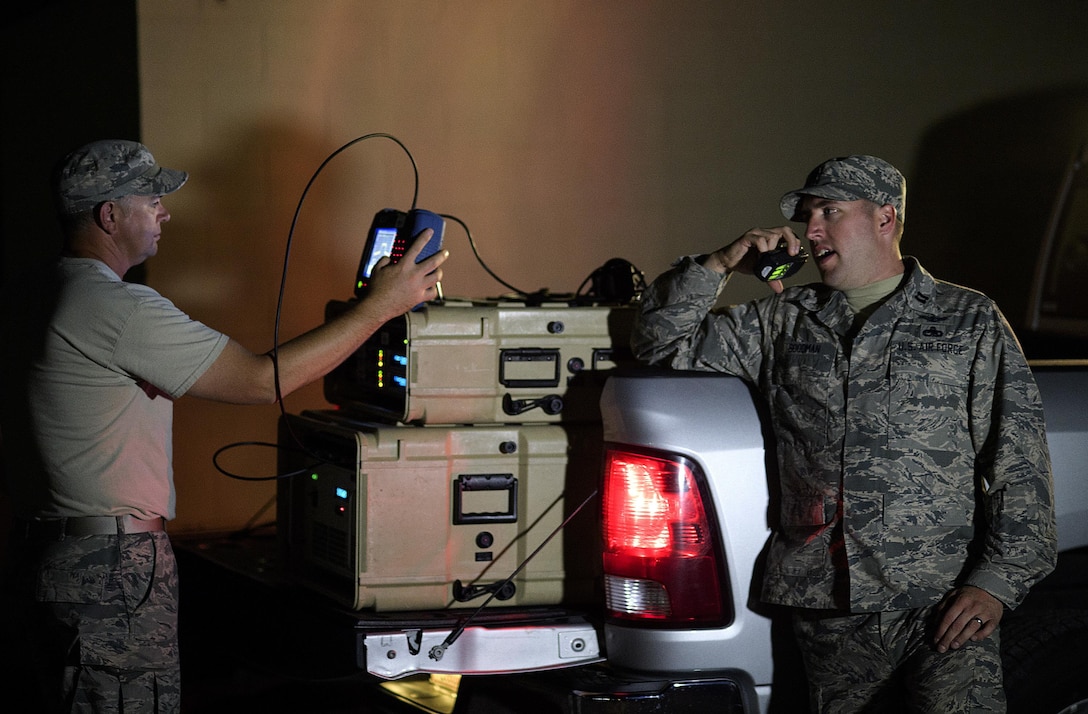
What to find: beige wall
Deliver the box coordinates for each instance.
[136,0,1088,533]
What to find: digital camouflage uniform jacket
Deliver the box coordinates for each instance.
[633,256,1057,613]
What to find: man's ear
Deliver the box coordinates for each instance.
[876,204,898,237]
[94,201,117,233]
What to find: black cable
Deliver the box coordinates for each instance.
[212,133,417,482]
[441,211,643,305]
[440,212,531,296]
[273,133,418,411]
[211,440,321,482]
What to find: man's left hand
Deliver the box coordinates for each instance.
[933,585,1003,653]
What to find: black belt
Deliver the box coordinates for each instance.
[17,515,166,539]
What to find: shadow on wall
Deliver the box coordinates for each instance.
[907,85,1088,336]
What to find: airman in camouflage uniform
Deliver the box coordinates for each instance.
[3,140,196,714]
[632,155,1057,713]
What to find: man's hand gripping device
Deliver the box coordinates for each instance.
[354,208,445,299]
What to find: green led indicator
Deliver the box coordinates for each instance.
[767,264,791,280]
[311,472,319,481]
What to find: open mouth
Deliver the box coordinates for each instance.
[814,247,836,264]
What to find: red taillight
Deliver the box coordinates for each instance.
[601,447,727,625]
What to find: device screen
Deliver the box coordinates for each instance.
[364,226,398,278]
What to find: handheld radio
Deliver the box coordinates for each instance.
[354,208,445,298]
[753,242,808,282]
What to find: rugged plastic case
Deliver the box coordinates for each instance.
[323,300,635,425]
[277,410,601,611]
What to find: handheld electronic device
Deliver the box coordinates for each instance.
[753,243,808,282]
[353,208,445,298]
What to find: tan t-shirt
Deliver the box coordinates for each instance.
[14,257,228,521]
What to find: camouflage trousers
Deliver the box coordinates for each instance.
[5,531,181,713]
[793,606,1005,714]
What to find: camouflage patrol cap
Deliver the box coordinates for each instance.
[780,155,906,222]
[56,139,188,214]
